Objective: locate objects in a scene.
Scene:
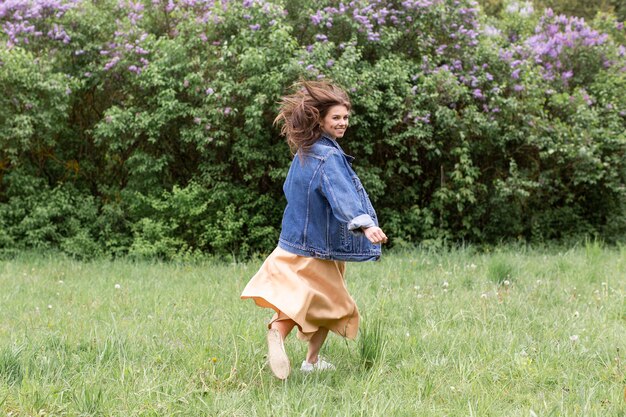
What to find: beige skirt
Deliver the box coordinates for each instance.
[241,246,359,341]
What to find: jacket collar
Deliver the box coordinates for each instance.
[319,134,355,163]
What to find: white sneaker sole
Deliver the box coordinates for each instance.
[267,329,290,380]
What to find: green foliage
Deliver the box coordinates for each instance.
[0,0,625,259]
[0,172,100,258]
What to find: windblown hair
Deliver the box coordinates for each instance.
[274,80,351,155]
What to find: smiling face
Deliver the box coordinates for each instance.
[320,105,350,139]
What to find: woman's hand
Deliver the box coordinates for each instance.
[363,226,388,244]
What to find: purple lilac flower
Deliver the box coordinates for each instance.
[473,89,484,99]
[326,59,334,67]
[514,84,524,92]
[223,107,231,115]
[315,34,328,42]
[311,11,324,25]
[206,87,214,95]
[414,114,430,124]
[483,25,501,37]
[104,56,121,71]
[249,24,260,31]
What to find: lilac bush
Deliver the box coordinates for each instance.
[0,0,625,258]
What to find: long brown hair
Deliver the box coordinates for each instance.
[274,80,351,155]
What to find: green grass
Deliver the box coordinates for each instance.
[1,245,625,416]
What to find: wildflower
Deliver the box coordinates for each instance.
[249,24,260,31]
[48,305,53,309]
[205,87,214,95]
[573,311,579,318]
[569,335,579,342]
[503,280,510,286]
[223,107,232,115]
[115,284,121,289]
[480,293,488,299]
[58,280,64,284]
[212,357,217,363]
[442,281,449,288]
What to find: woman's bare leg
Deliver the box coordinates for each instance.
[306,327,329,364]
[270,319,296,340]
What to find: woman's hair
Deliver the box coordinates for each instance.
[274,80,351,155]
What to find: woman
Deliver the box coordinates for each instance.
[241,80,387,379]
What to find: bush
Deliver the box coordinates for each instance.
[1,0,625,258]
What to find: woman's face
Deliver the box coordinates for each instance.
[320,105,350,139]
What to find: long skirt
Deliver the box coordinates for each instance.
[241,246,359,341]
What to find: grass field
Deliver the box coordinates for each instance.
[1,242,625,416]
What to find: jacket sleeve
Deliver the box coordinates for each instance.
[320,151,376,231]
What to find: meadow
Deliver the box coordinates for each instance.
[1,242,625,416]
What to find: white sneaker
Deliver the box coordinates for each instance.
[300,357,336,373]
[267,329,290,380]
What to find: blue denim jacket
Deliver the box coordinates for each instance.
[278,135,381,262]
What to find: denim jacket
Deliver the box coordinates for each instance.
[278,135,381,262]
